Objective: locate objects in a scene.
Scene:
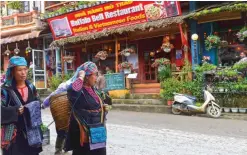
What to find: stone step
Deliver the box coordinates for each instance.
[122,93,161,99]
[113,99,163,105]
[112,104,171,114]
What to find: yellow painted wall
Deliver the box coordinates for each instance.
[109,89,130,98]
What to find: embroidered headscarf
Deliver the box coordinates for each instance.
[43,61,98,107]
[5,56,27,85]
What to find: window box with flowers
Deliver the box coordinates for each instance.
[118,62,133,74]
[205,35,221,51]
[120,48,135,57]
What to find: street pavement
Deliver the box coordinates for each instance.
[41,109,247,155]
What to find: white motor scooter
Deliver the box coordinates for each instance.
[171,90,221,118]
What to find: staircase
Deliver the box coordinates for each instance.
[131,83,161,94]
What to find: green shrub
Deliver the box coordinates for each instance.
[158,65,171,81]
[7,1,23,10]
[160,78,184,100]
[195,63,217,73]
[49,75,63,91]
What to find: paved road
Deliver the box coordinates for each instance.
[41,110,247,155]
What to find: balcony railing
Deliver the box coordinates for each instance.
[0,11,38,28]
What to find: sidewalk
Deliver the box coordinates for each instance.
[111,104,247,121]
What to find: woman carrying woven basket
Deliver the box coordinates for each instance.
[64,61,110,155]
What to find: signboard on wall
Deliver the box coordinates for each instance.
[47,1,181,40]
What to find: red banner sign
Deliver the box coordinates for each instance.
[47,1,181,40]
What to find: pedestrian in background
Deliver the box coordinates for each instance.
[96,70,106,91]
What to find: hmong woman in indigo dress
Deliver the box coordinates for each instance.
[1,56,43,155]
[64,61,110,155]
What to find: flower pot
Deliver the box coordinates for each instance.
[167,100,173,106]
[124,52,130,57]
[12,9,20,14]
[42,129,50,146]
[231,108,238,113]
[239,108,246,113]
[79,5,83,9]
[123,69,131,74]
[223,107,230,113]
[163,48,171,53]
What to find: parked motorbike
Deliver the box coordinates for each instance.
[171,90,221,118]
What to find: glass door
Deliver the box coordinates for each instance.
[143,51,157,83]
[32,49,47,89]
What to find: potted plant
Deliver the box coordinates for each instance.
[205,35,221,51]
[120,48,135,57]
[151,58,170,71]
[118,62,133,74]
[7,1,23,14]
[161,42,174,53]
[78,1,85,9]
[63,56,74,63]
[236,26,247,42]
[238,102,247,113]
[41,123,50,146]
[160,78,183,106]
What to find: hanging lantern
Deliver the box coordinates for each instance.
[14,43,20,55]
[4,45,11,56]
[26,41,32,53]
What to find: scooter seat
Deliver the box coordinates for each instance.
[174,93,197,101]
[184,95,197,101]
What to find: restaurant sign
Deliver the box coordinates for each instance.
[47,1,181,40]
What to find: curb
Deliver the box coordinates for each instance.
[112,104,247,121]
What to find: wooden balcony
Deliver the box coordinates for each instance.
[1,11,45,38]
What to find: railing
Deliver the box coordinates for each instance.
[45,1,70,12]
[2,18,14,26]
[17,13,33,24]
[0,11,38,28]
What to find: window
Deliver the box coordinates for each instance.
[22,1,29,12]
[33,1,41,11]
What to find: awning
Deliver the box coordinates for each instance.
[1,31,41,44]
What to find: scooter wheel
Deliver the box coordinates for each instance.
[172,107,182,115]
[207,105,221,118]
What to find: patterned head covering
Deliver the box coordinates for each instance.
[68,61,98,83]
[5,56,27,85]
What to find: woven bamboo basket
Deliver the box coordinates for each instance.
[50,92,71,131]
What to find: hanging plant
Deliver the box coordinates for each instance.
[205,35,221,51]
[236,26,247,42]
[118,62,133,70]
[161,36,174,53]
[95,50,108,60]
[14,43,20,55]
[120,48,135,57]
[63,56,74,63]
[151,58,170,68]
[4,45,11,56]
